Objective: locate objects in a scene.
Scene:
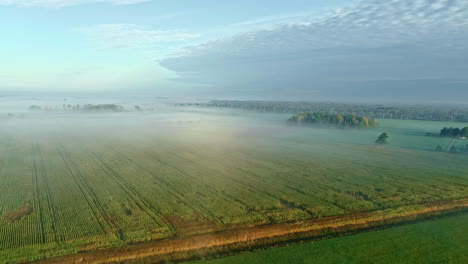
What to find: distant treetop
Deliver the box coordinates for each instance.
[376,133,389,144]
[184,100,468,123]
[288,112,378,128]
[82,104,124,112]
[28,104,125,112]
[440,126,468,138]
[28,105,42,111]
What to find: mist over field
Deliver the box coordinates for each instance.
[1,98,467,264]
[2,96,465,150]
[1,0,468,263]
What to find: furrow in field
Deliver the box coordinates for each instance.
[34,143,59,243]
[227,145,461,207]
[0,145,9,212]
[101,144,229,225]
[170,145,358,204]
[138,143,342,219]
[56,145,109,234]
[32,143,46,244]
[230,162,350,214]
[106,147,215,228]
[157,150,323,220]
[61,144,119,230]
[80,146,165,228]
[101,142,258,227]
[151,157,240,220]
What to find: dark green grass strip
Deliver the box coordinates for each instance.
[193,213,468,264]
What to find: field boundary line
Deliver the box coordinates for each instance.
[31,198,468,264]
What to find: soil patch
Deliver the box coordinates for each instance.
[3,205,33,223]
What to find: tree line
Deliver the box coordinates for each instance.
[288,112,378,128]
[181,100,468,123]
[29,104,126,112]
[440,127,468,138]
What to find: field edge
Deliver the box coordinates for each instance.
[28,198,468,264]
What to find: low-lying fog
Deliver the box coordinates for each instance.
[1,96,466,152]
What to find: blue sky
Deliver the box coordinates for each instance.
[1,0,467,102]
[0,0,349,93]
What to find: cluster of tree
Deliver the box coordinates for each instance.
[82,104,124,112]
[29,104,125,112]
[28,105,42,111]
[440,127,468,138]
[376,133,389,144]
[180,100,468,123]
[288,112,378,128]
[63,104,81,111]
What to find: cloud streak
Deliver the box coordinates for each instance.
[161,0,468,101]
[76,24,200,50]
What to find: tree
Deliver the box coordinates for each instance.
[461,127,468,137]
[441,127,449,137]
[448,127,454,137]
[376,133,389,144]
[336,114,344,127]
[450,145,458,153]
[288,112,377,128]
[440,126,468,138]
[29,105,42,111]
[361,117,370,127]
[435,145,443,152]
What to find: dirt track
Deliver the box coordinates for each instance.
[33,199,468,264]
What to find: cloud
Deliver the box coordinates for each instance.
[0,0,152,8]
[76,24,200,50]
[161,0,468,101]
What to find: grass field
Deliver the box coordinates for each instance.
[193,213,468,264]
[0,109,467,263]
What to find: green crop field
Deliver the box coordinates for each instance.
[0,110,467,263]
[193,213,468,264]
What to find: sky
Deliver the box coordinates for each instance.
[1,0,467,102]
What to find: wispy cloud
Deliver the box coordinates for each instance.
[0,0,153,8]
[76,24,201,50]
[229,11,319,28]
[161,0,468,101]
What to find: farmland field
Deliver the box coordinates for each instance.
[193,212,468,264]
[0,108,467,263]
